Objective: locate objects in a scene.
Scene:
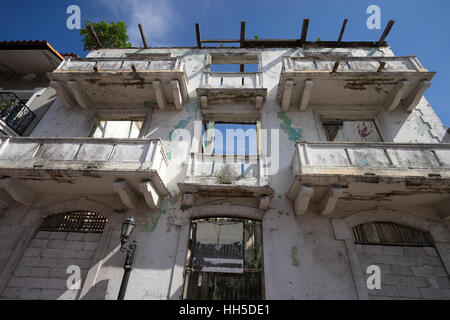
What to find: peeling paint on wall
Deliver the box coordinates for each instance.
[277,112,303,141]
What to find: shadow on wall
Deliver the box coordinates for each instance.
[80,279,110,300]
[443,128,450,143]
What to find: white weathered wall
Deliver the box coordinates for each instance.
[0,46,448,300]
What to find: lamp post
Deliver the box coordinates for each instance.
[117,216,137,300]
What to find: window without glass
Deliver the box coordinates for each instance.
[182,217,264,300]
[207,53,259,73]
[202,121,259,155]
[92,120,143,138]
[322,119,383,142]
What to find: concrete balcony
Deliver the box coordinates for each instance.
[197,72,267,109]
[47,57,189,110]
[178,153,272,209]
[287,141,450,217]
[0,137,169,209]
[277,55,435,112]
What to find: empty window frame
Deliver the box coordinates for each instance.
[91,119,144,138]
[182,217,264,300]
[206,53,260,73]
[202,121,260,155]
[322,119,383,142]
[353,222,433,247]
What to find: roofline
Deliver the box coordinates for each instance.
[88,41,390,51]
[0,40,64,61]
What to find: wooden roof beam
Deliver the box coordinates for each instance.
[301,19,310,42]
[240,20,246,71]
[240,20,246,47]
[337,19,348,42]
[138,23,148,48]
[195,23,202,48]
[378,20,395,44]
[87,24,102,49]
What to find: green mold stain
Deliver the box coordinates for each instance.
[142,199,169,232]
[167,99,199,160]
[143,101,154,108]
[415,114,430,134]
[278,112,303,141]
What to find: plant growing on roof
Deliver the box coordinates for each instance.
[0,99,14,117]
[80,20,132,51]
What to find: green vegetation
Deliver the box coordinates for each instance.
[80,20,132,51]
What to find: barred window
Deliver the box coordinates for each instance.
[183,217,264,300]
[39,211,108,233]
[353,221,433,247]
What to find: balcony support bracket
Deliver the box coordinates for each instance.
[294,185,314,216]
[49,80,77,109]
[182,193,194,207]
[113,179,139,209]
[255,96,264,109]
[0,177,36,206]
[259,195,271,210]
[299,80,313,111]
[153,80,166,110]
[171,80,183,110]
[66,80,91,109]
[281,80,294,111]
[385,80,409,111]
[405,80,431,112]
[319,187,344,216]
[200,96,208,109]
[139,180,160,210]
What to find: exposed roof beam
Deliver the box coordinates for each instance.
[240,20,246,71]
[301,19,310,42]
[87,24,102,49]
[138,23,148,48]
[240,20,246,47]
[337,19,348,42]
[378,20,395,44]
[195,23,202,48]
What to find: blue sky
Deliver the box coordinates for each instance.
[1,0,449,126]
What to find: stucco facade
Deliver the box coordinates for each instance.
[0,42,449,300]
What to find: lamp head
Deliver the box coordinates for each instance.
[120,216,136,248]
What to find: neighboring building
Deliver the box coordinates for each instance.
[0,23,449,300]
[0,41,64,137]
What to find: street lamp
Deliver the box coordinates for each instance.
[117,216,137,300]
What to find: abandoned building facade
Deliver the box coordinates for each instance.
[0,24,449,300]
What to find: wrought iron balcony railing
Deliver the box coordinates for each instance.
[0,92,36,135]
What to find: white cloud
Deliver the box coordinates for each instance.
[99,0,177,46]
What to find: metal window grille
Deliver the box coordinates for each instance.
[183,217,264,300]
[0,92,36,135]
[39,211,108,233]
[353,221,433,247]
